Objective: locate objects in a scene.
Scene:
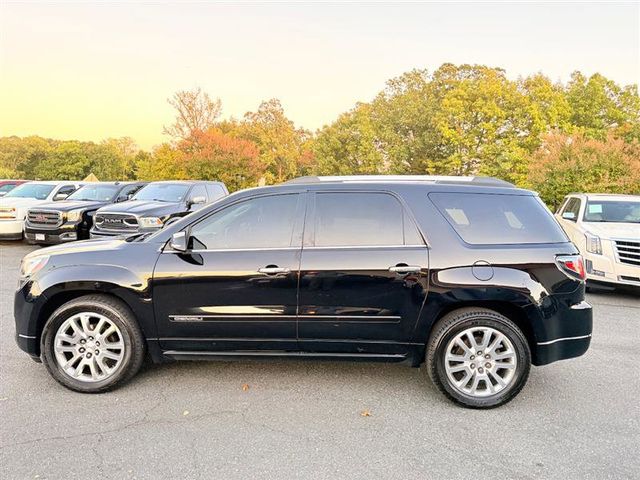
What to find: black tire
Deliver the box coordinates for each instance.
[426,307,531,409]
[41,294,145,393]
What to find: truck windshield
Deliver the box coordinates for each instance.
[583,200,640,223]
[67,184,120,202]
[133,184,190,202]
[4,183,55,200]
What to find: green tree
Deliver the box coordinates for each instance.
[238,99,311,183]
[34,141,92,180]
[135,143,185,181]
[313,103,386,175]
[566,72,640,140]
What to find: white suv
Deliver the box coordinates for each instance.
[0,181,83,240]
[555,193,640,289]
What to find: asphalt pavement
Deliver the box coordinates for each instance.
[1,241,639,480]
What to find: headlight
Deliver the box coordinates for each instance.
[20,255,50,278]
[585,232,602,255]
[139,217,164,228]
[66,209,83,222]
[0,207,16,219]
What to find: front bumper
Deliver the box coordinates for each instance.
[0,219,24,240]
[14,282,41,358]
[584,246,640,288]
[24,221,84,244]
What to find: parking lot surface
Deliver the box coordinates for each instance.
[1,241,639,480]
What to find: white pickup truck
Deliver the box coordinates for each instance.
[0,181,83,240]
[555,193,640,290]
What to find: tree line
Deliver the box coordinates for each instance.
[1,63,639,208]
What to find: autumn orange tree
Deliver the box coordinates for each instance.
[179,128,264,191]
[528,132,640,209]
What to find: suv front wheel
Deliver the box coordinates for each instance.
[41,294,145,393]
[426,308,531,408]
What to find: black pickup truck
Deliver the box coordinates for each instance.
[24,182,147,244]
[90,180,228,238]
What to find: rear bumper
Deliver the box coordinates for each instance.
[532,300,593,366]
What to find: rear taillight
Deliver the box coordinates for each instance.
[556,254,586,281]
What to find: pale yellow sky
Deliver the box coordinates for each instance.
[1,1,638,149]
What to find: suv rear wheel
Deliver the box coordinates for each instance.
[426,308,531,408]
[41,294,145,393]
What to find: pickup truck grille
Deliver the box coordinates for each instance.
[27,210,62,228]
[615,240,640,266]
[94,213,138,231]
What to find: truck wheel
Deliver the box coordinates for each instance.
[41,294,145,393]
[426,308,531,408]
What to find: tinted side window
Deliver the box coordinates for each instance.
[119,184,144,200]
[430,193,567,245]
[313,193,408,247]
[56,185,77,198]
[562,198,581,221]
[206,184,226,201]
[190,194,300,249]
[190,185,207,201]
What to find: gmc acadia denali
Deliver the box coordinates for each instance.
[14,176,592,408]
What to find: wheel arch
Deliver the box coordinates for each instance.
[412,299,539,367]
[30,282,154,356]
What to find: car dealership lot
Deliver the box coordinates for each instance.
[1,242,638,480]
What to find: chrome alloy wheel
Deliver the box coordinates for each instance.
[53,312,125,382]
[444,326,517,397]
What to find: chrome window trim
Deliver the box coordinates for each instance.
[303,244,427,250]
[536,334,591,346]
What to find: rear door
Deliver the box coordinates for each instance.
[297,191,429,356]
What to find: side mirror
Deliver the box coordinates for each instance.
[53,193,69,201]
[170,231,188,252]
[189,195,206,206]
[562,212,576,221]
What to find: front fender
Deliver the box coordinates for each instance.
[18,263,156,341]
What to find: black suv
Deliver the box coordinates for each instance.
[90,180,228,237]
[24,182,147,245]
[14,176,592,408]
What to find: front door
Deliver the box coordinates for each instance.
[153,192,306,353]
[298,191,429,356]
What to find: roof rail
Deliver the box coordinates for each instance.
[285,175,514,187]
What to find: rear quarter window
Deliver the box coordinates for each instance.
[429,192,568,245]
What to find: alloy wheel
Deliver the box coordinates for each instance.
[444,326,517,397]
[53,312,125,382]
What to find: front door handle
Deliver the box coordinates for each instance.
[389,265,421,274]
[258,266,291,275]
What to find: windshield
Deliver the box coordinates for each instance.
[67,184,120,202]
[4,183,55,199]
[0,184,18,193]
[584,200,640,223]
[133,183,190,202]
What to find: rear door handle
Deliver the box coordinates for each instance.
[258,266,291,275]
[389,265,421,274]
